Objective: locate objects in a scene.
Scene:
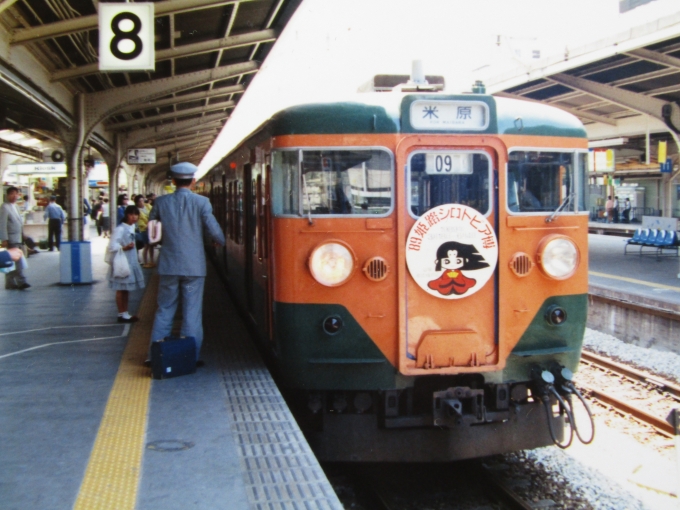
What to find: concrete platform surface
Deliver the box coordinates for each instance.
[588,233,680,306]
[0,232,341,510]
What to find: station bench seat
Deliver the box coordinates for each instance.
[624,228,680,256]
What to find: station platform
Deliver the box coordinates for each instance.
[0,234,342,510]
[588,232,680,307]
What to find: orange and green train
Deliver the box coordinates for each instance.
[203,92,591,461]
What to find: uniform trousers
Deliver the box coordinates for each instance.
[48,218,62,250]
[150,275,205,360]
[4,242,27,288]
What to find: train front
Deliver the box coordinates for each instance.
[269,94,592,461]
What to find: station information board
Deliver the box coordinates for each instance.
[127,148,156,164]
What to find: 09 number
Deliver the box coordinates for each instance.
[434,155,453,173]
[110,12,143,61]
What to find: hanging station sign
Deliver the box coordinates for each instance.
[99,3,155,71]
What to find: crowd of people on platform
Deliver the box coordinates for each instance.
[604,195,632,224]
[1,163,229,370]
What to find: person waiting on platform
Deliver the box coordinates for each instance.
[623,198,631,223]
[107,205,145,323]
[605,195,614,223]
[147,162,226,366]
[134,194,155,268]
[1,186,30,290]
[43,195,65,251]
[100,197,111,238]
[116,194,129,226]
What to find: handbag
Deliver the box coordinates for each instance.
[112,248,130,278]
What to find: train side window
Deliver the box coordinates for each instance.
[408,151,490,217]
[272,148,393,217]
[272,150,300,215]
[300,149,392,216]
[507,151,580,214]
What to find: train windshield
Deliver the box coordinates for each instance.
[507,151,587,213]
[408,151,491,217]
[272,149,393,216]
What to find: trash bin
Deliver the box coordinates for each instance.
[60,241,93,284]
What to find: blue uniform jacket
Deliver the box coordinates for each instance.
[149,187,225,277]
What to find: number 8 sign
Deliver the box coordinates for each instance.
[99,3,154,71]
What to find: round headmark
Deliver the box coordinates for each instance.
[406,204,498,299]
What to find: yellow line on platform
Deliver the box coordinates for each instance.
[589,271,680,292]
[73,275,158,510]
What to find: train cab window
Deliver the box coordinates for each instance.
[408,151,490,217]
[507,151,584,213]
[272,149,393,216]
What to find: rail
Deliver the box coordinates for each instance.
[578,350,679,437]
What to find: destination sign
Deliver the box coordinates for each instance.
[410,100,488,131]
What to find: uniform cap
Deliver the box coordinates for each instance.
[170,162,198,179]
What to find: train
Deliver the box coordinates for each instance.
[201,87,594,461]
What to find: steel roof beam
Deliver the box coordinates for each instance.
[11,0,258,45]
[625,48,680,70]
[548,73,680,130]
[107,103,232,131]
[495,91,618,126]
[51,30,276,82]
[85,61,257,128]
[114,86,242,115]
[153,135,216,153]
[119,112,226,147]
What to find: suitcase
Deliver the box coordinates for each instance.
[151,336,197,379]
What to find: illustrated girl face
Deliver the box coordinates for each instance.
[439,250,464,270]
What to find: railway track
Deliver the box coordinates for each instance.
[326,459,582,510]
[577,350,680,438]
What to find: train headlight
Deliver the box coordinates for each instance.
[309,241,356,286]
[536,235,579,279]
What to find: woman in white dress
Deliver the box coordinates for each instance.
[108,205,145,323]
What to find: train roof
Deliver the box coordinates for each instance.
[268,94,587,139]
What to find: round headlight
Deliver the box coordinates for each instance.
[536,235,579,279]
[309,241,356,286]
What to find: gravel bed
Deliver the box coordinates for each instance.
[583,328,680,383]
[520,448,647,510]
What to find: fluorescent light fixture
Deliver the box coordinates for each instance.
[589,137,628,148]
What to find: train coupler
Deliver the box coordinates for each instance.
[433,387,486,427]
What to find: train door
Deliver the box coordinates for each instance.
[244,164,271,336]
[399,138,500,375]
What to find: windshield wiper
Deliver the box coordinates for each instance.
[545,192,574,223]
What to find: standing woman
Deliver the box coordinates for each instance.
[107,205,145,323]
[101,197,111,238]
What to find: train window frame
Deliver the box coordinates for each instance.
[406,149,493,220]
[271,146,395,218]
[505,147,589,217]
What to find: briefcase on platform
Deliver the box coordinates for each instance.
[151,336,197,379]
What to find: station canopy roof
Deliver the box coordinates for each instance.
[0,0,301,184]
[488,13,680,171]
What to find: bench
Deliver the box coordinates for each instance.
[624,228,680,257]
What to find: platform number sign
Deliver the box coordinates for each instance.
[99,3,154,71]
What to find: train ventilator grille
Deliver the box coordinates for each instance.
[510,253,534,277]
[363,257,389,282]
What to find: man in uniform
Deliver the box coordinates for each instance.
[0,186,30,289]
[44,195,66,251]
[148,162,226,364]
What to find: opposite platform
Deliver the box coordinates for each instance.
[0,233,342,510]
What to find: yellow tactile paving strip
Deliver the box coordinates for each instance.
[589,271,680,292]
[73,274,158,510]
